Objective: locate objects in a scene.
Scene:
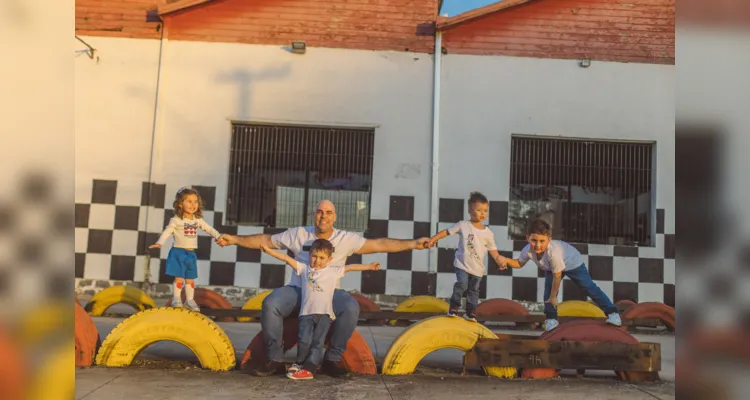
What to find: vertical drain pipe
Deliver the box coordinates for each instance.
[428,30,443,289]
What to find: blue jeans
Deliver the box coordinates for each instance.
[449,268,482,314]
[297,314,332,371]
[261,285,359,363]
[544,264,618,319]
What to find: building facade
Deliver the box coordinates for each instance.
[75,0,675,307]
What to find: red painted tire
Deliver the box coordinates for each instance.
[349,292,385,325]
[615,299,637,311]
[620,302,675,332]
[75,300,100,367]
[521,320,641,380]
[0,325,26,399]
[240,317,377,375]
[166,288,235,322]
[475,298,536,328]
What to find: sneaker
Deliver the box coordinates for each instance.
[463,313,477,322]
[321,360,352,378]
[287,369,314,380]
[249,360,287,377]
[185,300,200,312]
[447,309,458,317]
[544,319,559,332]
[171,298,183,308]
[288,363,302,374]
[606,313,622,327]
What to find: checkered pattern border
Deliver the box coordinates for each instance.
[74,179,674,305]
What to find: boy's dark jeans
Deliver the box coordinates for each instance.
[449,268,482,315]
[543,264,619,319]
[297,314,332,372]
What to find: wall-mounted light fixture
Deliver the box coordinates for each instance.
[291,41,306,54]
[579,58,591,68]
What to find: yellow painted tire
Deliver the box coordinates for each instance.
[382,316,516,378]
[84,286,157,316]
[237,290,272,322]
[95,307,236,371]
[20,302,70,346]
[558,300,605,318]
[389,296,450,326]
[29,344,75,400]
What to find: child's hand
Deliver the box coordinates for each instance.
[545,296,558,309]
[495,256,509,270]
[260,244,270,253]
[149,243,162,249]
[370,262,380,270]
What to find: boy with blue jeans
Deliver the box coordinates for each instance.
[497,219,621,331]
[261,239,379,380]
[426,192,505,321]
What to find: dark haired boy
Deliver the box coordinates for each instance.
[497,219,621,331]
[261,239,379,379]
[426,192,504,321]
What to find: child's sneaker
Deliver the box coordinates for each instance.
[287,369,314,380]
[185,300,200,312]
[463,313,477,322]
[606,313,622,327]
[447,309,458,317]
[171,298,183,308]
[544,319,559,332]
[287,363,302,374]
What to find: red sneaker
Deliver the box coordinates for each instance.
[287,369,314,380]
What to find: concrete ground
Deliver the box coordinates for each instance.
[76,303,675,400]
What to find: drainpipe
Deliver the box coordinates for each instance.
[428,30,443,282]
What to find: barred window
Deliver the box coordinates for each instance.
[509,136,655,246]
[226,123,375,232]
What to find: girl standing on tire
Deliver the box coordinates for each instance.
[150,187,221,311]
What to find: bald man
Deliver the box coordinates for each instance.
[217,200,430,377]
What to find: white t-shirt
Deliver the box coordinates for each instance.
[518,240,584,273]
[271,227,366,288]
[296,261,345,319]
[447,221,498,277]
[156,216,220,249]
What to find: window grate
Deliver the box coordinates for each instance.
[509,136,654,246]
[226,123,375,232]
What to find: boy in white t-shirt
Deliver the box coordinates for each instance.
[497,219,622,331]
[426,192,505,322]
[260,239,379,380]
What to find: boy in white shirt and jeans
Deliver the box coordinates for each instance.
[497,219,622,331]
[426,192,505,322]
[260,239,379,380]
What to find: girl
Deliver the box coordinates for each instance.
[149,187,221,311]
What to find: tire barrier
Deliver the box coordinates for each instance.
[615,299,637,312]
[520,320,654,381]
[30,345,75,400]
[557,300,606,318]
[381,316,517,378]
[96,307,236,371]
[0,326,27,400]
[475,298,536,328]
[165,288,235,322]
[75,300,100,367]
[349,292,385,325]
[389,296,450,326]
[84,285,157,316]
[237,290,272,322]
[240,317,377,375]
[620,302,675,332]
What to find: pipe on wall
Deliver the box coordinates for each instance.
[428,31,443,279]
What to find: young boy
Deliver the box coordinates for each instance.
[426,192,504,322]
[497,219,622,331]
[260,239,379,380]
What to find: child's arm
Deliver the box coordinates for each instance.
[150,218,178,248]
[344,262,380,274]
[491,251,523,270]
[260,245,301,273]
[426,222,461,248]
[197,218,221,241]
[547,271,563,308]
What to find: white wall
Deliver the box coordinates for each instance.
[439,54,675,233]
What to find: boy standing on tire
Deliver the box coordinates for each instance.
[496,219,622,331]
[260,239,379,380]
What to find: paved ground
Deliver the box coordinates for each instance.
[76,307,675,400]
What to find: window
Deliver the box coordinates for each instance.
[508,136,655,246]
[226,123,375,232]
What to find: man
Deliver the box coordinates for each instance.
[217,200,430,377]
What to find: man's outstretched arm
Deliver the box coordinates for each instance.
[355,237,430,254]
[216,233,277,249]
